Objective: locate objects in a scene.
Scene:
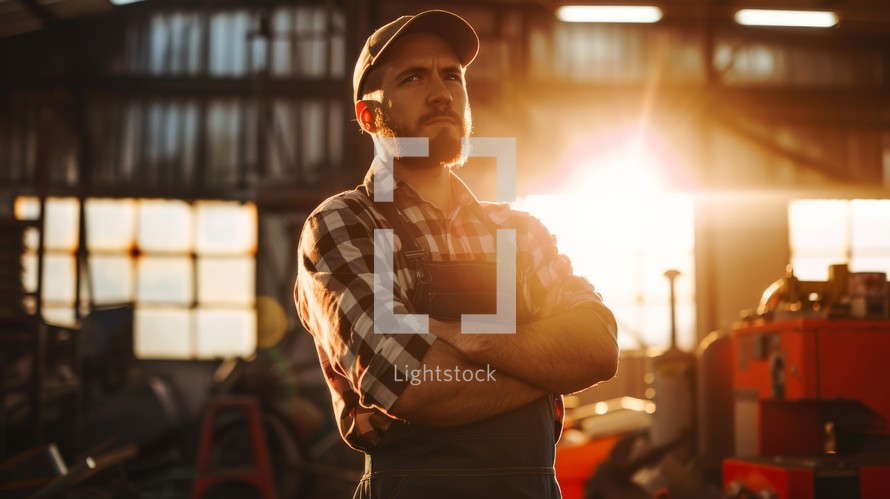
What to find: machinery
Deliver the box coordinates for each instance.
[724,265,890,498]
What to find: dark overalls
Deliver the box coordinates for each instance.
[354,196,563,499]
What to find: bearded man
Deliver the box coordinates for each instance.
[295,10,619,498]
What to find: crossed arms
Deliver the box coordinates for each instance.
[392,292,619,426]
[296,198,619,428]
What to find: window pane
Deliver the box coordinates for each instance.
[42,254,76,304]
[15,197,81,251]
[609,300,646,350]
[635,195,695,252]
[89,255,134,304]
[788,200,849,254]
[581,252,639,298]
[22,253,37,293]
[43,307,76,327]
[23,227,40,251]
[514,192,695,350]
[197,257,255,305]
[45,197,80,251]
[14,196,40,220]
[195,201,257,254]
[790,199,890,282]
[640,301,697,351]
[15,197,81,252]
[86,199,136,251]
[791,255,846,281]
[850,200,890,250]
[137,199,193,253]
[136,256,193,305]
[195,308,256,358]
[134,308,192,359]
[850,257,890,276]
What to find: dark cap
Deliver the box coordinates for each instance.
[353,10,479,102]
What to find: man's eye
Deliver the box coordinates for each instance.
[445,73,462,81]
[403,75,420,83]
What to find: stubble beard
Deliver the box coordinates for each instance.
[375,107,473,169]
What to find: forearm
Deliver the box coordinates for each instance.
[388,333,546,427]
[435,303,619,395]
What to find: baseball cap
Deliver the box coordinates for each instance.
[353,10,480,102]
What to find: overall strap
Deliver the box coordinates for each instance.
[358,184,428,264]
[374,202,429,263]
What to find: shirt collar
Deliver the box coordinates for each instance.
[363,157,480,214]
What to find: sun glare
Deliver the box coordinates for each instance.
[568,137,668,196]
[515,130,697,350]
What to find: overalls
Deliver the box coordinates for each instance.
[354,196,563,499]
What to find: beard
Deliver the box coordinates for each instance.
[374,106,473,169]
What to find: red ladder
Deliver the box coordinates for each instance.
[191,396,277,499]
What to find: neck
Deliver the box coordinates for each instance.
[393,160,453,213]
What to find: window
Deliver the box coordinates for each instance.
[513,192,696,351]
[511,126,696,351]
[789,199,890,281]
[16,197,257,360]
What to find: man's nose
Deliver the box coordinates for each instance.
[427,74,453,108]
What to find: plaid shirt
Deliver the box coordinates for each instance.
[295,158,613,451]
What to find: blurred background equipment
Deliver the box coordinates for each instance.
[0,220,28,321]
[191,396,278,499]
[0,444,68,499]
[648,270,696,449]
[575,263,890,499]
[577,269,714,499]
[725,265,890,498]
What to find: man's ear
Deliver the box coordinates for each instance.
[355,101,376,134]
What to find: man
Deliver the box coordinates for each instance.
[295,10,618,498]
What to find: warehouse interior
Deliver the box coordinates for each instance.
[1,0,889,497]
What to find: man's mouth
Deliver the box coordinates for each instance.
[425,116,459,126]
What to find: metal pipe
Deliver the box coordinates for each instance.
[664,269,681,349]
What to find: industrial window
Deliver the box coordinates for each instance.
[511,123,696,351]
[513,194,696,352]
[15,197,257,360]
[125,6,346,77]
[713,37,882,87]
[529,23,704,83]
[789,199,890,281]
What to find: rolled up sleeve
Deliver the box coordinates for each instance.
[295,199,435,413]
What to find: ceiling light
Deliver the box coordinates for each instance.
[556,6,663,24]
[109,0,147,5]
[735,9,839,28]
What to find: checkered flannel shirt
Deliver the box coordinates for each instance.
[295,159,616,451]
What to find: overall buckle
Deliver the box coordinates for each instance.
[403,249,429,261]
